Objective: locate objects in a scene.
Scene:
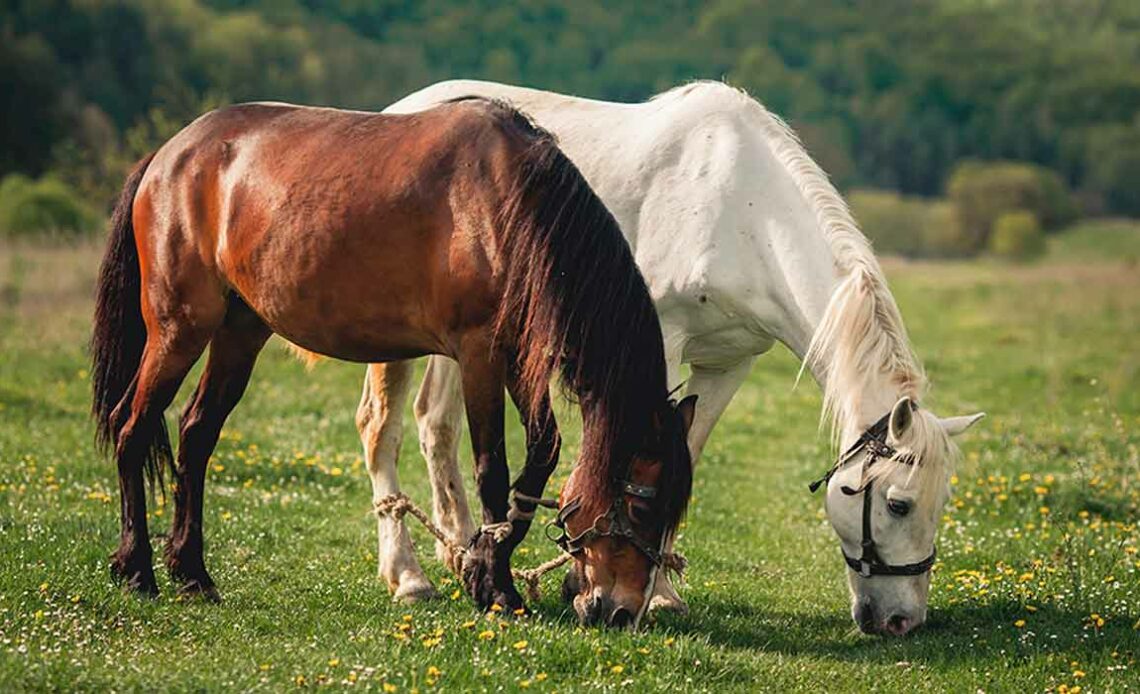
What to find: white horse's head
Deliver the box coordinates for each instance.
[823,396,983,636]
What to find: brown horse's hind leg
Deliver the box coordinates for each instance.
[165,297,269,600]
[110,323,218,595]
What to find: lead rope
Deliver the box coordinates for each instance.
[371,492,571,602]
[371,492,687,603]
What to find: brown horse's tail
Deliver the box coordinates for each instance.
[91,152,170,493]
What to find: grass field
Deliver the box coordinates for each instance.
[1,225,1138,692]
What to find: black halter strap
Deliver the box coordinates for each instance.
[547,480,667,567]
[809,404,936,578]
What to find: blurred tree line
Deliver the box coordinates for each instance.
[3,0,1140,242]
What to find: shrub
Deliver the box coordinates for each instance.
[947,160,1077,249]
[0,174,100,239]
[989,210,1045,260]
[849,189,972,258]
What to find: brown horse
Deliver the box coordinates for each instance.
[90,97,694,626]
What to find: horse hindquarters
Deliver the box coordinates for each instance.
[93,154,240,597]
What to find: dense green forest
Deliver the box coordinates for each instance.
[4,0,1140,223]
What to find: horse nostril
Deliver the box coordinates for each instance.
[884,614,912,636]
[609,607,634,629]
[579,594,613,627]
[854,601,877,634]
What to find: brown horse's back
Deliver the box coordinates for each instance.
[134,101,520,362]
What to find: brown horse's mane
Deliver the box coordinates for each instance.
[458,96,692,535]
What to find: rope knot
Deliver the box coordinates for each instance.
[480,521,514,543]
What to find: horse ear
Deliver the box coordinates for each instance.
[676,394,698,434]
[888,396,915,441]
[939,412,985,437]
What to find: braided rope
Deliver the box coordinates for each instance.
[371,492,686,604]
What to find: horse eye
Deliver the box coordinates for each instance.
[887,498,911,517]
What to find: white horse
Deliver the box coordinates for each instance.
[356,80,984,635]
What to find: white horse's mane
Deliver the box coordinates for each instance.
[660,81,955,490]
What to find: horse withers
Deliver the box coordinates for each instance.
[90,97,694,627]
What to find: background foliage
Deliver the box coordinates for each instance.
[3,0,1140,232]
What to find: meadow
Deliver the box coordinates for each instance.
[0,222,1137,692]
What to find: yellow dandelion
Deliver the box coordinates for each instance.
[514,608,527,616]
[451,589,461,600]
[1073,670,1086,679]
[426,666,442,678]
[490,604,503,612]
[513,640,528,651]
[664,637,676,646]
[611,665,624,675]
[535,673,547,682]
[1039,506,1050,515]
[461,620,476,629]
[330,467,343,476]
[478,630,495,640]
[403,614,413,622]
[1018,473,1031,482]
[1026,605,1038,612]
[1014,620,1026,628]
[260,664,270,671]
[519,680,531,689]
[328,658,340,667]
[213,464,225,473]
[294,675,306,686]
[637,647,650,655]
[382,683,397,693]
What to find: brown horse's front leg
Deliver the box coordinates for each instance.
[456,346,524,611]
[501,368,561,558]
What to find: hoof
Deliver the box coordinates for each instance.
[393,577,440,603]
[461,533,525,612]
[110,556,159,597]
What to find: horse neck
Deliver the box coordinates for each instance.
[735,102,924,448]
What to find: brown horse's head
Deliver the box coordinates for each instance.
[557,395,696,629]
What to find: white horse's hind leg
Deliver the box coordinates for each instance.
[414,356,476,573]
[358,362,438,602]
[650,356,754,614]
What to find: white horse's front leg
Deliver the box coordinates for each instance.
[358,362,437,602]
[684,357,755,461]
[650,356,754,614]
[414,355,476,572]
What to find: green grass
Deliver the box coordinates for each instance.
[0,234,1137,692]
[1046,218,1140,263]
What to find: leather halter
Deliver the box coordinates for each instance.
[547,480,667,567]
[809,405,937,578]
